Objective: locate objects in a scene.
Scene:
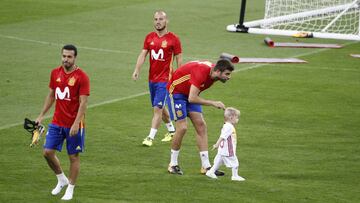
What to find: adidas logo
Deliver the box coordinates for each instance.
[76,146,82,150]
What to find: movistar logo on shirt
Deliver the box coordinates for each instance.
[55,87,71,101]
[151,49,165,61]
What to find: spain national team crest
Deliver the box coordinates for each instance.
[161,40,167,48]
[68,77,76,86]
[176,110,183,118]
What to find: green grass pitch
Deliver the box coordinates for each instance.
[0,0,359,202]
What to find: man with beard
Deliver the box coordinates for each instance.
[132,10,182,146]
[166,59,234,175]
[36,44,90,200]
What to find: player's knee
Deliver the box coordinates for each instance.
[43,149,53,158]
[177,124,187,134]
[68,154,79,163]
[195,120,207,132]
[154,106,164,113]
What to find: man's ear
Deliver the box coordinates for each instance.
[214,69,222,75]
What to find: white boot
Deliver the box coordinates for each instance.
[61,184,75,200]
[51,173,69,195]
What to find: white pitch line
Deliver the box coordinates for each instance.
[0,122,25,131]
[0,34,209,61]
[0,91,150,131]
[88,91,149,108]
[0,34,357,130]
[0,34,134,54]
[0,34,209,60]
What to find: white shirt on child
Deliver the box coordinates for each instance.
[218,122,237,157]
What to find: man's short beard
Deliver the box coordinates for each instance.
[63,63,73,70]
[155,26,166,31]
[218,78,227,83]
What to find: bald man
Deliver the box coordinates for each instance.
[132,10,183,147]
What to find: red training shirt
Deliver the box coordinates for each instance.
[167,61,215,96]
[143,32,182,82]
[49,66,90,128]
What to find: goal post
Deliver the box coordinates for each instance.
[227,0,360,41]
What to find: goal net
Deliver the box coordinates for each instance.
[227,0,360,41]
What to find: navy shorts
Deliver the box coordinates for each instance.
[43,123,85,155]
[168,93,202,121]
[149,82,168,108]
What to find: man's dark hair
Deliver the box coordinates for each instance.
[213,58,234,72]
[62,44,77,56]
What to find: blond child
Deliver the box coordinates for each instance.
[206,107,245,181]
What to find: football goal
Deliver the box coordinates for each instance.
[227,0,360,41]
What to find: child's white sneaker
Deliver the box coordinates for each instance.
[231,176,245,181]
[205,170,218,179]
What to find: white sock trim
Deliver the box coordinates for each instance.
[56,172,67,182]
[200,151,211,168]
[148,128,158,139]
[170,149,180,166]
[165,122,175,132]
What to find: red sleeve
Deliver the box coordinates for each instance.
[173,35,182,55]
[79,72,90,96]
[143,34,150,50]
[49,69,55,90]
[189,65,207,89]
